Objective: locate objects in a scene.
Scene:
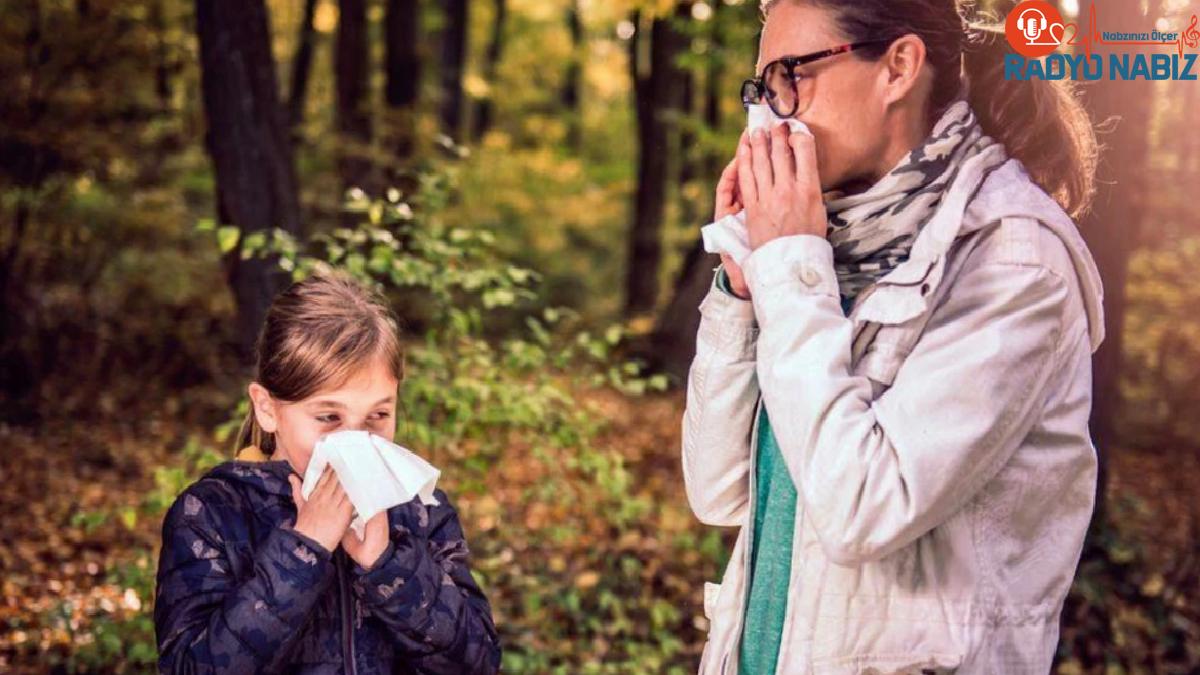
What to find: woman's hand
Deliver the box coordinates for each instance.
[341,511,390,570]
[289,466,354,553]
[737,123,827,251]
[714,142,752,300]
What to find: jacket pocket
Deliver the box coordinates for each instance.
[853,302,939,393]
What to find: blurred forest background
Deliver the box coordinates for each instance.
[0,0,1198,672]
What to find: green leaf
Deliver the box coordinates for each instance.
[216,226,240,254]
[241,231,267,259]
[119,507,138,530]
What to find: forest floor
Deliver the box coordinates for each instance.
[0,389,1196,673]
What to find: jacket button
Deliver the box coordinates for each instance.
[801,267,821,287]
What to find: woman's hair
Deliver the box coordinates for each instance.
[235,271,406,455]
[761,0,1099,218]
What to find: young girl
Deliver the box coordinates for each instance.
[154,272,501,674]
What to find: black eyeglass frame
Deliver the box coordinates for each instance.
[741,40,895,117]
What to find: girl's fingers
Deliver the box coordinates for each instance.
[316,466,341,502]
[736,136,759,207]
[313,466,332,496]
[771,124,796,185]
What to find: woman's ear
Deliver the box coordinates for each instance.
[248,382,279,434]
[880,34,929,107]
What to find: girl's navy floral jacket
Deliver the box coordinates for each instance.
[153,449,501,674]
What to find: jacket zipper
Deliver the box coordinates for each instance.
[726,393,764,674]
[748,301,875,675]
[337,551,357,675]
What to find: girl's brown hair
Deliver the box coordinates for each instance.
[761,0,1099,218]
[235,271,406,455]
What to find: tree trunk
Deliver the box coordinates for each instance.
[439,0,469,142]
[151,0,172,110]
[651,1,727,378]
[625,10,687,317]
[336,0,374,200]
[677,1,698,229]
[472,0,507,140]
[1077,0,1154,536]
[384,0,422,176]
[386,0,422,109]
[287,0,319,131]
[561,0,583,149]
[194,0,302,366]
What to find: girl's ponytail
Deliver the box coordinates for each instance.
[235,407,273,455]
[963,25,1099,218]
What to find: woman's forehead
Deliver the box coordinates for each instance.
[757,2,840,71]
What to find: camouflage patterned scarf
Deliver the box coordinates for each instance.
[824,100,1006,299]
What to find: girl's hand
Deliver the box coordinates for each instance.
[341,511,390,569]
[289,466,354,553]
[737,124,827,251]
[715,139,751,300]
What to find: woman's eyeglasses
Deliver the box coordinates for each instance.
[741,40,893,118]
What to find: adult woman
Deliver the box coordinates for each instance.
[681,1,1105,673]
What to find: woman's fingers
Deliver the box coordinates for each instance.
[715,157,741,218]
[770,124,796,185]
[789,130,819,188]
[749,129,774,196]
[736,135,759,207]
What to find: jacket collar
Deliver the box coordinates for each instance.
[236,445,272,462]
[850,144,1007,326]
[852,155,1106,354]
[207,446,298,499]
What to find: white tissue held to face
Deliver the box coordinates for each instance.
[701,104,813,267]
[301,430,441,541]
[746,103,812,137]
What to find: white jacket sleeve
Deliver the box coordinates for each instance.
[681,268,761,527]
[742,234,1069,566]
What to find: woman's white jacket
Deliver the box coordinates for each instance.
[683,158,1106,675]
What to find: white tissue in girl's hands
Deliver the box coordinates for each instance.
[301,430,440,541]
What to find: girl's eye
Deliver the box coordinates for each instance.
[316,414,340,424]
[370,411,391,421]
